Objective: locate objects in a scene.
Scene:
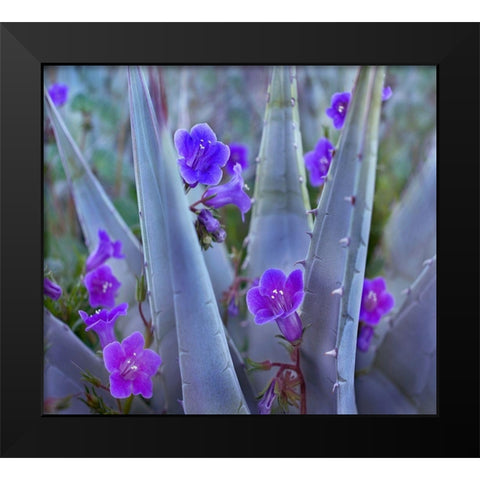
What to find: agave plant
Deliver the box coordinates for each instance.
[43,64,436,415]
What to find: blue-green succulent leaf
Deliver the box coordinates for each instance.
[355,140,436,373]
[300,66,385,413]
[128,67,249,414]
[243,66,312,400]
[45,89,143,309]
[355,256,436,414]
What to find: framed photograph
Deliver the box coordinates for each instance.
[1,22,478,458]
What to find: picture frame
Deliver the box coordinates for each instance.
[1,22,478,458]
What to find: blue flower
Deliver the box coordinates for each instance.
[246,268,304,343]
[304,138,334,187]
[258,379,277,415]
[79,303,128,348]
[382,86,393,101]
[48,83,69,107]
[85,230,124,273]
[103,331,162,399]
[360,277,394,326]
[174,123,230,188]
[225,143,249,176]
[44,278,62,301]
[357,324,374,352]
[326,91,351,129]
[84,264,121,309]
[203,164,251,222]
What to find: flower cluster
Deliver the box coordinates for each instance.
[174,123,252,248]
[356,276,394,352]
[78,229,161,400]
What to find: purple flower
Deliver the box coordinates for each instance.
[174,123,230,188]
[357,324,374,352]
[258,379,277,415]
[79,303,128,348]
[246,268,304,343]
[227,298,239,317]
[84,264,121,309]
[204,163,251,222]
[48,83,69,107]
[44,278,62,301]
[326,91,351,129]
[359,277,394,325]
[225,143,249,175]
[382,86,393,101]
[304,138,334,187]
[103,331,162,399]
[197,209,226,242]
[85,229,124,273]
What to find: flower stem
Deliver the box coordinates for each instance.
[123,394,134,415]
[138,301,153,348]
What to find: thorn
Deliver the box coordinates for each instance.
[331,286,344,296]
[324,348,338,358]
[298,175,304,183]
[294,259,306,268]
[255,156,261,163]
[306,231,313,238]
[344,195,356,205]
[293,143,298,150]
[242,236,250,247]
[250,198,256,205]
[306,208,318,217]
[138,210,142,217]
[144,262,148,268]
[332,382,339,393]
[290,97,296,107]
[339,237,350,247]
[401,287,411,296]
[423,257,433,267]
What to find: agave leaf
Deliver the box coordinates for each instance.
[128,67,249,414]
[382,139,437,298]
[243,66,312,399]
[300,66,385,413]
[45,90,143,309]
[355,256,436,413]
[355,140,437,372]
[44,308,152,414]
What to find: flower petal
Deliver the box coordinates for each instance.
[137,349,162,377]
[378,291,394,315]
[285,269,304,298]
[109,371,132,398]
[246,287,268,315]
[254,308,280,325]
[259,269,286,296]
[174,129,196,159]
[131,372,153,398]
[108,303,129,322]
[190,123,217,144]
[371,277,387,294]
[121,331,145,357]
[103,341,125,372]
[201,141,230,168]
[197,164,223,186]
[357,325,374,352]
[178,158,200,186]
